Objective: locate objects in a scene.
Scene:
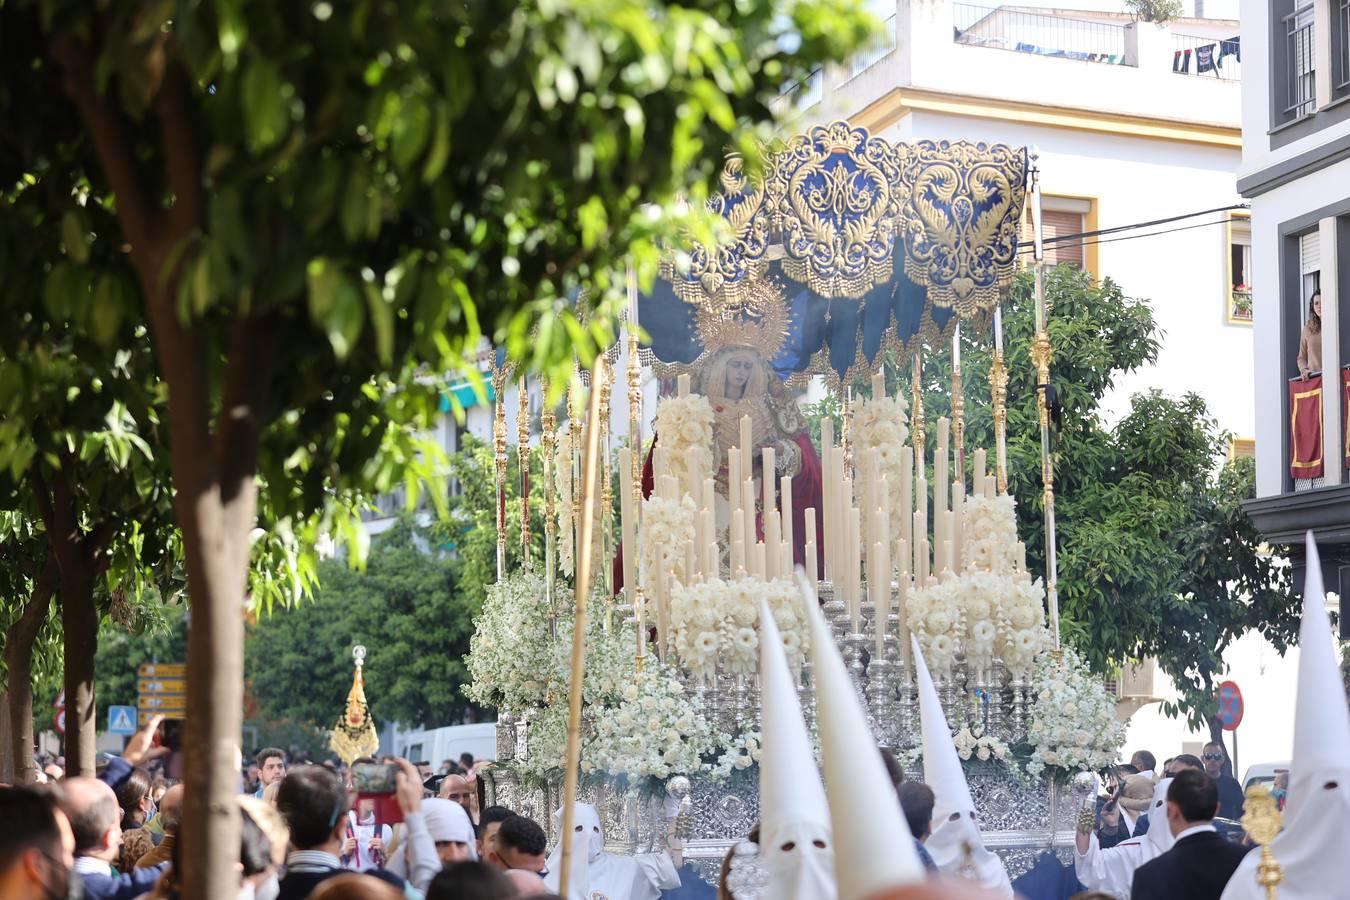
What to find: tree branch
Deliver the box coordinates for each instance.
[29,464,57,537]
[156,62,203,235]
[49,32,159,271]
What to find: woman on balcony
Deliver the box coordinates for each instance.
[1298,290,1322,379]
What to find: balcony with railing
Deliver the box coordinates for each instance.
[952,3,1128,66]
[1172,32,1241,82]
[849,13,898,80]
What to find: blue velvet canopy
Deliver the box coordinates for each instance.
[640,121,1028,389]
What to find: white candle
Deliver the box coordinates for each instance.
[896,562,910,675]
[850,508,862,631]
[654,445,668,484]
[806,537,818,583]
[707,541,719,580]
[731,510,745,573]
[872,370,885,399]
[742,480,757,552]
[686,541,698,584]
[740,415,753,486]
[703,478,715,517]
[821,419,834,580]
[872,540,887,659]
[765,511,782,581]
[943,539,954,575]
[935,417,949,514]
[729,451,741,512]
[919,538,929,583]
[953,323,961,369]
[953,480,965,571]
[912,509,924,576]
[619,447,637,596]
[781,475,794,566]
[985,474,997,499]
[973,448,986,492]
[994,304,1004,352]
[732,539,746,579]
[752,542,766,582]
[677,373,690,397]
[762,447,776,515]
[900,446,913,549]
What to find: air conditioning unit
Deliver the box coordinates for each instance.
[1116,659,1157,699]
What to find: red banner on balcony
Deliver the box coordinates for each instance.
[1343,368,1350,469]
[1290,375,1323,480]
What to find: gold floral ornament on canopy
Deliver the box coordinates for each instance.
[663,155,772,311]
[330,644,380,764]
[767,120,906,299]
[900,140,1028,318]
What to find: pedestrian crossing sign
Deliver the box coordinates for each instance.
[108,705,137,735]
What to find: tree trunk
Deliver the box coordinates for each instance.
[0,691,12,783]
[6,562,56,783]
[61,564,98,778]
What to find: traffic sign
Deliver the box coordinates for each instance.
[1217,680,1244,731]
[138,695,188,713]
[54,709,65,734]
[138,663,186,678]
[137,678,187,695]
[108,706,137,735]
[137,709,182,726]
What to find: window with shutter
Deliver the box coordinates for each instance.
[1300,231,1322,309]
[1022,206,1086,269]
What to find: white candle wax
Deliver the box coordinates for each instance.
[935,417,949,514]
[806,537,818,583]
[619,447,638,598]
[707,541,719,580]
[732,538,746,580]
[765,511,782,581]
[900,446,913,549]
[872,540,887,659]
[872,371,885,399]
[731,509,745,573]
[985,474,996,499]
[677,373,690,397]
[850,507,862,631]
[896,563,910,675]
[729,452,741,512]
[781,475,794,566]
[703,478,715,517]
[739,416,753,486]
[742,480,757,552]
[953,480,965,571]
[686,541,698,584]
[762,447,776,515]
[973,448,986,492]
[752,542,766,582]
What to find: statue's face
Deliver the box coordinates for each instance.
[725,352,756,392]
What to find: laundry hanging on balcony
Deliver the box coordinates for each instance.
[1289,374,1325,480]
[640,121,1029,391]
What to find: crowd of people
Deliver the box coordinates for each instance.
[1,722,561,900]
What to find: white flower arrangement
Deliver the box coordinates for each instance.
[654,394,715,488]
[515,703,571,785]
[466,572,558,711]
[963,492,1022,575]
[669,577,809,682]
[953,725,1011,763]
[639,494,698,589]
[708,728,764,780]
[585,665,719,781]
[1025,646,1126,780]
[553,424,575,577]
[853,394,910,540]
[906,570,1049,678]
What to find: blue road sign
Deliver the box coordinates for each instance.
[108,705,137,735]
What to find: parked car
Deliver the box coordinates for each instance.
[1241,761,1291,792]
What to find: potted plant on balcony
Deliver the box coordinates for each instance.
[1231,283,1253,322]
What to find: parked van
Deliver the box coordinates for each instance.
[393,722,496,768]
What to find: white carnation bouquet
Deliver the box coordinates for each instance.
[585,665,719,781]
[465,571,559,711]
[953,725,1012,763]
[669,577,809,682]
[853,394,910,540]
[654,394,715,487]
[906,570,1049,677]
[1025,646,1126,780]
[639,494,698,588]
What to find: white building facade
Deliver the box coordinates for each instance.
[1240,0,1350,598]
[788,0,1306,768]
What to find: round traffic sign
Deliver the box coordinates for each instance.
[54,709,65,734]
[1217,680,1243,731]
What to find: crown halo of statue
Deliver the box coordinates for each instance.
[330,643,380,764]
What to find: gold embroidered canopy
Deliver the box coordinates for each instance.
[647,121,1028,389]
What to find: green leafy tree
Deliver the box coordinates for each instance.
[94,602,190,711]
[910,267,1299,732]
[1,0,873,890]
[246,519,474,730]
[0,515,60,782]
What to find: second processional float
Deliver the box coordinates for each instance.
[466,121,1128,886]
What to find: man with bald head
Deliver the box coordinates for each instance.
[134,783,182,869]
[66,776,168,900]
[439,773,477,822]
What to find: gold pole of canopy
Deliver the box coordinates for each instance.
[1028,150,1060,649]
[991,305,1009,495]
[1241,783,1283,900]
[541,378,558,627]
[518,377,531,570]
[557,359,607,894]
[493,363,510,583]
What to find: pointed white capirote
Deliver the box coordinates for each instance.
[798,571,924,900]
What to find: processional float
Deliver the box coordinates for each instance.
[470,122,1122,886]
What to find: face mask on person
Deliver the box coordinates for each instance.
[36,850,82,900]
